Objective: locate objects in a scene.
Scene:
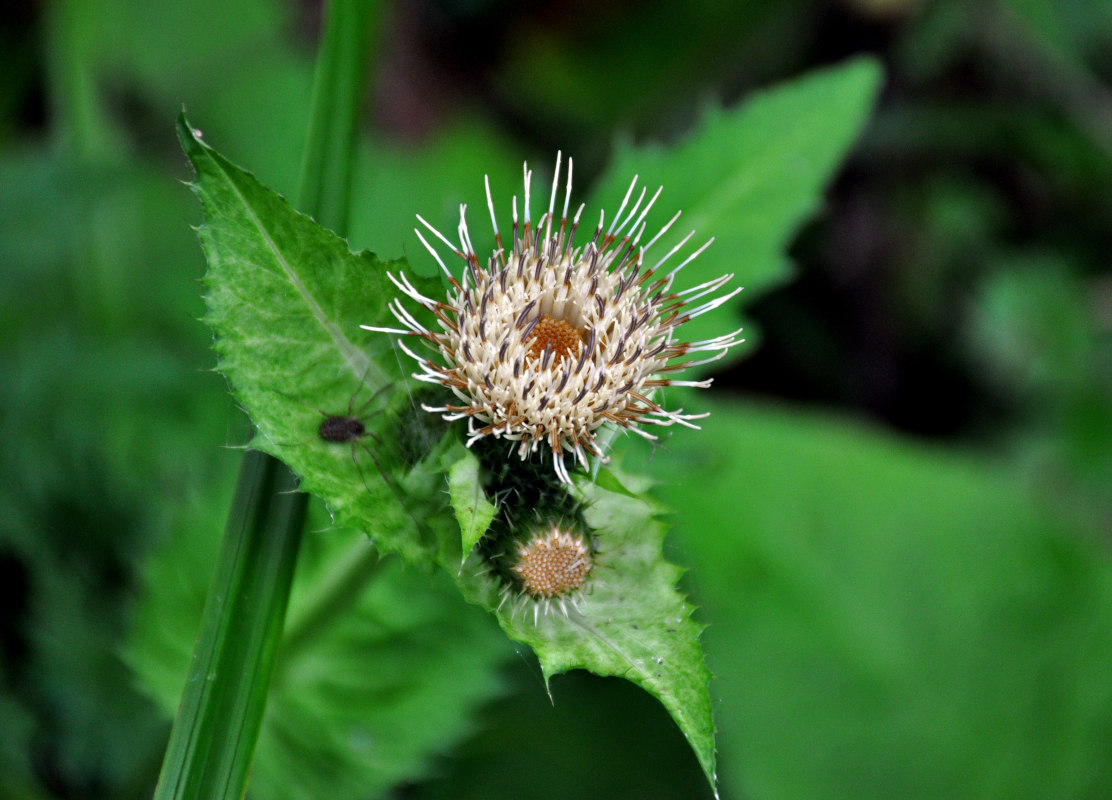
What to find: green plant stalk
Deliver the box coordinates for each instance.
[275,537,386,678]
[297,0,381,234]
[44,0,132,334]
[153,451,305,799]
[153,1,379,798]
[43,0,116,161]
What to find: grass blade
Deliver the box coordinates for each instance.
[153,451,304,800]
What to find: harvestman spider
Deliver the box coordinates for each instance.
[273,345,446,543]
[311,379,395,498]
[270,358,396,497]
[302,362,442,544]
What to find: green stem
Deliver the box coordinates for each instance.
[275,0,384,678]
[43,0,116,161]
[297,0,380,234]
[275,537,385,678]
[153,451,305,800]
[44,0,130,332]
[155,1,379,798]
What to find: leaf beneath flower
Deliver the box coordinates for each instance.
[448,448,498,558]
[454,470,718,794]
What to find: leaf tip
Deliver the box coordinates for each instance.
[852,54,885,95]
[175,112,211,163]
[828,54,886,108]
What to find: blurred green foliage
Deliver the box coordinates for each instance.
[641,400,1112,799]
[2,0,1111,799]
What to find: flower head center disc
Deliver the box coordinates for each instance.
[525,314,584,366]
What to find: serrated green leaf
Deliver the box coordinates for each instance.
[455,479,717,794]
[179,115,449,564]
[448,449,497,558]
[589,58,882,369]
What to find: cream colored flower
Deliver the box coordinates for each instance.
[364,154,743,482]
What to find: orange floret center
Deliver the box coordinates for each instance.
[525,315,583,364]
[513,530,591,598]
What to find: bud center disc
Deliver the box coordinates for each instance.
[514,531,591,597]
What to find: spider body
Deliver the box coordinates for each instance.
[313,382,390,489]
[318,414,367,444]
[311,380,430,536]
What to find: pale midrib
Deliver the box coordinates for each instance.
[216,159,386,387]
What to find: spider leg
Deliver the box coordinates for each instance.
[354,440,430,541]
[351,379,393,419]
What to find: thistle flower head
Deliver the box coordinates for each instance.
[364,154,744,481]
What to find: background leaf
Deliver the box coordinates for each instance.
[635,401,1112,800]
[127,479,512,800]
[401,668,714,800]
[349,118,527,268]
[588,58,883,366]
